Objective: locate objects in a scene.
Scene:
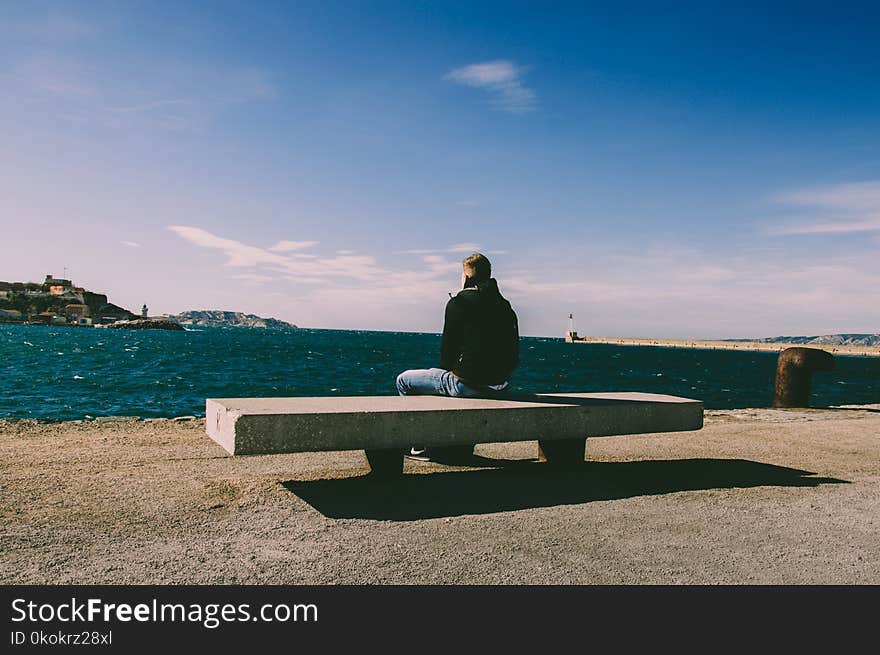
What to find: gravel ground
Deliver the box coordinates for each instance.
[1,407,878,584]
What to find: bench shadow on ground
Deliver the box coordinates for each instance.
[282,457,848,521]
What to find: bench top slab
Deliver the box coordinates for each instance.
[208,392,698,415]
[206,392,703,456]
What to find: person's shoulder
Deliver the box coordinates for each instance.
[446,289,476,313]
[450,288,478,302]
[445,293,466,309]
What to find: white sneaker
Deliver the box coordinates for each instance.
[405,447,430,461]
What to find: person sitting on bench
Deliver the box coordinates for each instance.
[396,252,520,461]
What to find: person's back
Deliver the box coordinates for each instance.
[395,252,519,461]
[441,276,518,388]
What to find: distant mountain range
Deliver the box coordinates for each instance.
[727,334,880,346]
[167,310,298,329]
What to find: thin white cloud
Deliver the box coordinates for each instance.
[308,254,386,280]
[268,240,319,252]
[168,226,386,281]
[230,273,273,282]
[778,181,880,211]
[399,243,483,255]
[283,276,331,285]
[769,218,880,235]
[336,249,355,255]
[768,181,880,234]
[422,255,462,275]
[448,242,483,253]
[445,60,536,114]
[121,240,141,248]
[168,225,290,267]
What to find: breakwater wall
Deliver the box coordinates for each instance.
[565,334,880,358]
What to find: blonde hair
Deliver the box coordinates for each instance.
[462,253,491,282]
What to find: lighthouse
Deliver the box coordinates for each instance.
[566,314,579,342]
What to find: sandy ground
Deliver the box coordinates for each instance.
[1,407,878,584]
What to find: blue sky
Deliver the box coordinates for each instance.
[1,1,879,337]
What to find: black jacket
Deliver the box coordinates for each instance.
[440,278,519,386]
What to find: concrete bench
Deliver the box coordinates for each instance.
[205,392,703,476]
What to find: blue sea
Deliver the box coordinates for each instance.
[1,324,877,421]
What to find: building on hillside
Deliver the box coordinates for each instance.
[64,304,90,321]
[45,274,74,295]
[32,311,66,325]
[45,275,72,287]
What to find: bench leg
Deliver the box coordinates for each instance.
[538,437,586,467]
[365,448,404,477]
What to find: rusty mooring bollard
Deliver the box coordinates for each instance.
[772,347,835,408]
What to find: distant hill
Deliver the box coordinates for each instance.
[168,310,298,329]
[727,334,880,346]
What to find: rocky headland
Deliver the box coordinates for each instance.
[168,310,298,329]
[733,334,880,346]
[0,275,135,325]
[105,317,185,331]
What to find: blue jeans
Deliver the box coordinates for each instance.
[396,368,486,398]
